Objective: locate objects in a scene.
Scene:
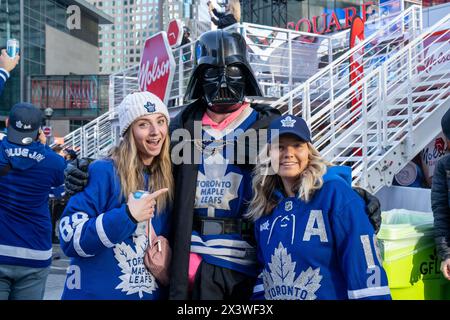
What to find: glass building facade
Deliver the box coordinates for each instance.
[0,0,110,117]
[89,0,162,74]
[29,74,110,119]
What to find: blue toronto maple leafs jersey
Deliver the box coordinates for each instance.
[252,166,391,300]
[59,159,170,300]
[191,107,258,276]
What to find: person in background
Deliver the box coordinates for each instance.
[431,108,450,281]
[249,114,391,300]
[59,92,174,299]
[49,144,67,244]
[52,144,65,158]
[63,148,78,162]
[181,26,192,66]
[208,0,240,29]
[0,49,20,96]
[0,103,65,300]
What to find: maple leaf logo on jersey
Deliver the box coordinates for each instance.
[114,234,158,298]
[195,153,243,215]
[263,242,322,300]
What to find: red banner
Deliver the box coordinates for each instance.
[138,32,176,104]
[349,16,365,122]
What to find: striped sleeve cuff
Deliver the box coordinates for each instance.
[0,68,10,81]
[348,286,391,299]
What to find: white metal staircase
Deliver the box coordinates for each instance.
[270,13,449,194]
[61,6,421,159]
[59,6,450,195]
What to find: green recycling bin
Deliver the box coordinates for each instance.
[377,209,450,300]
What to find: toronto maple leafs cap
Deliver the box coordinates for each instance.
[118,91,170,137]
[268,114,311,143]
[7,103,43,146]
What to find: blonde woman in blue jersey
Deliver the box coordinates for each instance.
[247,114,391,300]
[59,92,173,299]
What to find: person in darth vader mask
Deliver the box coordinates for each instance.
[63,29,382,300]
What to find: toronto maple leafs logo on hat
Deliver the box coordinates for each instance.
[144,101,156,112]
[268,115,311,143]
[281,116,296,128]
[15,121,23,129]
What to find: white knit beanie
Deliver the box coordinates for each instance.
[118,91,170,137]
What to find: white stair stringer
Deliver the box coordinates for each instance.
[361,97,449,193]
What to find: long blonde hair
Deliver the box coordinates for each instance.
[246,142,330,222]
[229,0,241,22]
[109,125,174,214]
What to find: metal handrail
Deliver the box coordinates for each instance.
[300,13,450,191]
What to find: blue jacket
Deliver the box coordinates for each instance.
[60,159,171,300]
[252,166,391,300]
[0,68,9,96]
[431,154,450,261]
[0,139,65,268]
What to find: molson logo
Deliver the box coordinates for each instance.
[418,30,450,75]
[138,32,175,104]
[422,50,450,74]
[138,57,171,89]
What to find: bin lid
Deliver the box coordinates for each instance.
[377,209,434,240]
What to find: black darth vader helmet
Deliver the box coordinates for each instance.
[184,29,262,113]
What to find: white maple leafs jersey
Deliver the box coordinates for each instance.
[59,159,170,300]
[253,166,391,300]
[191,107,258,276]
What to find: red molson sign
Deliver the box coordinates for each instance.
[138,32,176,104]
[287,2,374,34]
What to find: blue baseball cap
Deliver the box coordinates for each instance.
[7,103,43,145]
[268,115,311,143]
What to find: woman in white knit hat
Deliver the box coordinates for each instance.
[59,91,173,300]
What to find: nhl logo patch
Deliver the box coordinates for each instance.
[285,201,293,212]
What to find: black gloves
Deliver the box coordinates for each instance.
[64,158,92,196]
[353,187,382,234]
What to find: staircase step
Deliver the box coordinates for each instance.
[386,99,446,110]
[413,79,450,90]
[330,156,382,163]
